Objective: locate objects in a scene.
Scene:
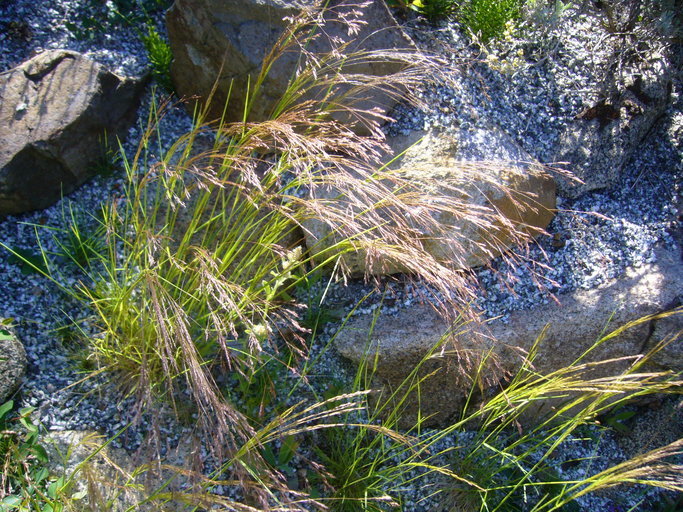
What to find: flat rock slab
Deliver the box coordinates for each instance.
[335,248,682,427]
[303,126,556,275]
[45,430,204,512]
[45,430,146,511]
[0,50,145,216]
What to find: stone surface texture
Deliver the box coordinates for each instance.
[0,326,26,403]
[45,430,146,511]
[166,0,415,127]
[553,54,672,198]
[304,126,556,275]
[45,430,199,512]
[0,50,145,215]
[335,248,683,427]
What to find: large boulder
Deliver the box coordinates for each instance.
[553,56,672,198]
[303,125,556,275]
[166,0,415,127]
[0,50,145,216]
[335,248,683,427]
[0,325,26,403]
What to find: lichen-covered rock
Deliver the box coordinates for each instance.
[335,248,683,427]
[303,125,556,275]
[0,325,26,403]
[166,0,415,128]
[0,50,145,216]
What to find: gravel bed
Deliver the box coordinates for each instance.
[383,3,682,320]
[0,1,681,510]
[0,0,155,76]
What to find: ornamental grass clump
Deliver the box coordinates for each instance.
[428,312,683,511]
[8,1,669,509]
[143,310,681,511]
[9,0,554,443]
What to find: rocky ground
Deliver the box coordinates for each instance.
[0,0,681,510]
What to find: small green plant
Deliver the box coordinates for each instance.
[297,322,445,512]
[311,380,407,510]
[443,431,582,512]
[601,405,637,434]
[88,132,122,178]
[297,270,346,332]
[0,401,66,511]
[411,0,458,22]
[313,427,401,512]
[262,435,299,487]
[140,23,174,94]
[230,353,284,421]
[459,0,525,43]
[55,205,107,271]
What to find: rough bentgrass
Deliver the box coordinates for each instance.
[1,2,681,510]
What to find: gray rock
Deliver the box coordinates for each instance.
[45,430,145,511]
[0,325,26,403]
[0,50,145,216]
[166,0,415,128]
[335,248,683,427]
[303,126,556,275]
[553,55,672,198]
[45,430,202,512]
